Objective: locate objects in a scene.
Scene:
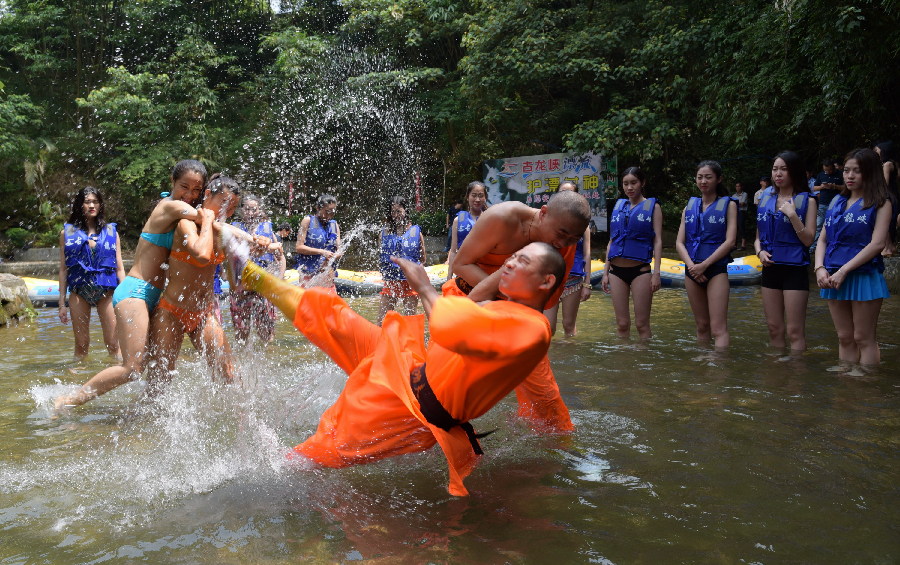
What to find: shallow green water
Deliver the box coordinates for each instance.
[1,289,898,564]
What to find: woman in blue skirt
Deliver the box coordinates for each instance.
[814,148,892,367]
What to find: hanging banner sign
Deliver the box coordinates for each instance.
[483,151,615,232]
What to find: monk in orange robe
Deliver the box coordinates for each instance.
[221,231,567,496]
[443,190,591,433]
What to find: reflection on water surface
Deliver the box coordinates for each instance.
[1,289,897,563]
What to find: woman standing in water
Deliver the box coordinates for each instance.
[295,194,340,291]
[147,175,244,391]
[229,193,285,344]
[601,168,662,339]
[58,187,126,360]
[754,151,817,353]
[447,181,487,278]
[378,195,426,323]
[54,160,207,409]
[815,148,891,368]
[545,181,594,337]
[676,160,737,349]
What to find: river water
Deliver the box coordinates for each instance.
[1,288,897,563]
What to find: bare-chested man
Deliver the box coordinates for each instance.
[442,190,591,433]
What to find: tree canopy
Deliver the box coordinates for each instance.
[0,0,896,251]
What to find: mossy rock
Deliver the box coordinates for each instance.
[0,273,36,325]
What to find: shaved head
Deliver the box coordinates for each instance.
[531,242,567,295]
[546,190,591,232]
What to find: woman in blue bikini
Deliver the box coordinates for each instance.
[55,160,207,409]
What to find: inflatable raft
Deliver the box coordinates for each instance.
[23,256,762,306]
[588,255,763,288]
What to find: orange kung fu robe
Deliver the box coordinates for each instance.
[289,289,552,496]
[440,244,577,434]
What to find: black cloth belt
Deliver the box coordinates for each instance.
[454,276,475,295]
[410,363,491,455]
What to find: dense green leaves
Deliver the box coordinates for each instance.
[0,0,897,252]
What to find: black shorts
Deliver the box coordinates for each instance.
[761,263,809,291]
[609,262,651,285]
[685,263,728,288]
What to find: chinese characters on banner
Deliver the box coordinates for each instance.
[482,151,616,232]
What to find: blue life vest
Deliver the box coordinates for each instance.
[823,195,884,273]
[296,215,338,274]
[380,225,422,281]
[757,192,812,265]
[608,198,657,263]
[232,220,277,264]
[569,237,587,277]
[63,223,119,288]
[684,196,734,266]
[455,211,478,249]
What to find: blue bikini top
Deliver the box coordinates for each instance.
[140,230,175,250]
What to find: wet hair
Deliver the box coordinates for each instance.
[697,160,727,197]
[172,159,207,184]
[842,148,887,209]
[316,193,337,209]
[773,150,806,196]
[545,190,591,231]
[384,195,409,230]
[533,242,567,297]
[67,186,106,231]
[205,173,242,198]
[464,181,487,211]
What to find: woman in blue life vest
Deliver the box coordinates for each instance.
[229,193,285,344]
[600,167,663,340]
[54,160,207,410]
[754,151,818,352]
[295,193,341,292]
[58,186,126,360]
[378,195,427,323]
[675,160,738,349]
[543,180,595,336]
[447,181,488,279]
[814,148,892,368]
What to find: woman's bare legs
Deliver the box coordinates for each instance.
[54,297,150,408]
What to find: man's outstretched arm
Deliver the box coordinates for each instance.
[392,257,439,318]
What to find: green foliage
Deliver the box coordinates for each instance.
[0,0,898,249]
[409,210,445,236]
[4,227,31,249]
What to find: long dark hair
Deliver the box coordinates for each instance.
[774,150,806,196]
[696,160,727,197]
[67,186,106,231]
[842,148,887,209]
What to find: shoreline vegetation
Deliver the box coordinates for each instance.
[1,1,897,257]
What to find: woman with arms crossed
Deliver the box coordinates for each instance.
[754,151,817,353]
